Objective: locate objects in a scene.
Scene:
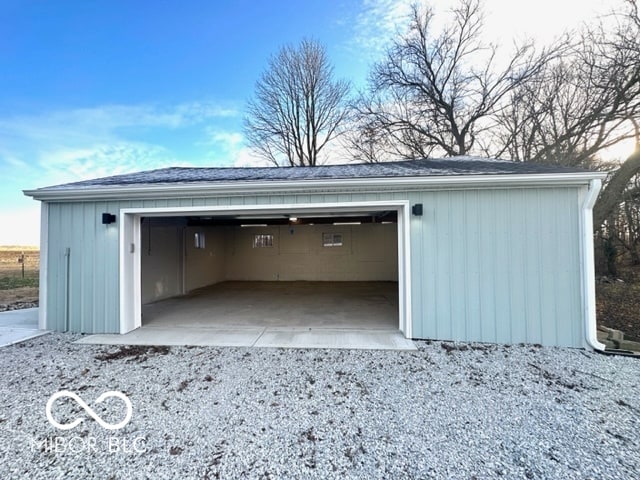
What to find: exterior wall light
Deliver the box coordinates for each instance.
[102,213,116,224]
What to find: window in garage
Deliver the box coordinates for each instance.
[194,232,206,249]
[253,234,274,248]
[322,233,343,247]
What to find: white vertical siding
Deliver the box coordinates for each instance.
[409,187,584,346]
[46,202,121,332]
[44,185,587,346]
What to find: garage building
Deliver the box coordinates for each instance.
[24,157,606,348]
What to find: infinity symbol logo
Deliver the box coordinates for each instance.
[45,390,133,431]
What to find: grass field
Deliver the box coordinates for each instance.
[0,247,39,307]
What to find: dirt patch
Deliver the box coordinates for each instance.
[94,345,171,362]
[0,286,38,306]
[596,281,640,342]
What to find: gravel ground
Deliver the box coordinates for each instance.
[0,333,638,480]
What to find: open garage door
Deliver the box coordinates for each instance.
[119,202,412,337]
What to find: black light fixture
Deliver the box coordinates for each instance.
[412,203,423,216]
[102,213,116,225]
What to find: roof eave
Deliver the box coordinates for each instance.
[23,172,608,202]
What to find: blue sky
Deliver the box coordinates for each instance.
[0,0,614,245]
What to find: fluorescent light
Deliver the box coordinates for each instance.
[333,222,361,226]
[236,215,287,220]
[289,216,298,222]
[240,224,268,227]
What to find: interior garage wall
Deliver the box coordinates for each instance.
[225,223,397,281]
[183,226,226,292]
[140,223,183,303]
[140,222,397,304]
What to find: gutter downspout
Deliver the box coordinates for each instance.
[582,179,606,351]
[64,247,71,333]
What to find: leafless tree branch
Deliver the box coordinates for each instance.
[347,0,555,161]
[244,39,350,166]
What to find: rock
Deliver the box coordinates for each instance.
[0,301,38,312]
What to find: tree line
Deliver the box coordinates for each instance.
[244,0,640,275]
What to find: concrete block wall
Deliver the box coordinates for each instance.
[141,222,398,304]
[225,223,398,282]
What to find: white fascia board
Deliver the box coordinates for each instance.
[23,172,608,202]
[119,200,409,217]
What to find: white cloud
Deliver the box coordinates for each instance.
[349,0,616,67]
[0,100,244,245]
[352,0,413,57]
[202,127,268,168]
[204,130,244,150]
[233,148,271,168]
[0,100,241,187]
[0,101,239,147]
[36,143,179,187]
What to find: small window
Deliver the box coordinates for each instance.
[253,234,274,248]
[194,232,206,249]
[322,233,343,247]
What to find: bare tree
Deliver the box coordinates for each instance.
[244,39,350,167]
[519,1,639,228]
[497,4,640,170]
[348,0,553,161]
[591,1,640,229]
[493,0,640,273]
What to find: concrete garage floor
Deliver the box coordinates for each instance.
[78,281,416,350]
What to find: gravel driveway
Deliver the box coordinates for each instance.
[1,333,638,479]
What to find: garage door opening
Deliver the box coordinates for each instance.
[119,202,412,339]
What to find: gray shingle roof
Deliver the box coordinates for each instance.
[37,157,596,191]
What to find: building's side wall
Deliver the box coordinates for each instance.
[44,186,587,346]
[406,186,585,347]
[45,201,121,333]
